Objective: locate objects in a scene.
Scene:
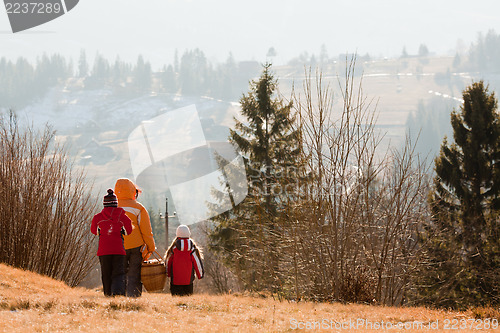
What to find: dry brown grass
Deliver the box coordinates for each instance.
[0,263,498,332]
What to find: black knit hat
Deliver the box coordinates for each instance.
[103,188,118,207]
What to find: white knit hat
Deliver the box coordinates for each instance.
[176,225,191,238]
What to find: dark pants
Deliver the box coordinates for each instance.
[99,255,126,297]
[125,246,143,297]
[170,283,193,296]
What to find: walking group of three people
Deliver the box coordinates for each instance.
[90,178,204,297]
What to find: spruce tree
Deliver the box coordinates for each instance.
[78,49,88,78]
[209,63,300,291]
[133,55,152,92]
[419,81,500,308]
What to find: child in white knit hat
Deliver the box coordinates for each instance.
[164,225,204,296]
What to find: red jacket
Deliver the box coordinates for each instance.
[167,238,204,286]
[91,207,133,256]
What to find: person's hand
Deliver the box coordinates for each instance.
[140,244,151,261]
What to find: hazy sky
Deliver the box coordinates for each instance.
[1,0,499,68]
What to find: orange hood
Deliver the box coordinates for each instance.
[114,178,138,200]
[113,178,155,252]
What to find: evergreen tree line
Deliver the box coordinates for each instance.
[0,49,260,110]
[79,49,259,101]
[208,63,499,309]
[455,29,500,74]
[0,54,72,108]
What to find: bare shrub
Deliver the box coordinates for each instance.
[197,221,241,294]
[0,112,98,286]
[274,60,431,305]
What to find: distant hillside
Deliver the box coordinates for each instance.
[0,263,498,332]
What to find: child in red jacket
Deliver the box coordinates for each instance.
[91,189,133,296]
[165,225,204,296]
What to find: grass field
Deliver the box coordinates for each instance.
[1,263,498,332]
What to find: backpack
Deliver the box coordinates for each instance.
[97,209,125,238]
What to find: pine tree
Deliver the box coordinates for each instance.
[179,49,208,95]
[86,53,110,89]
[418,81,500,308]
[111,56,128,85]
[133,55,152,92]
[209,63,300,291]
[78,49,88,78]
[161,64,177,93]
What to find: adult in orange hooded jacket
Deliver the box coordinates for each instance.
[115,178,156,297]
